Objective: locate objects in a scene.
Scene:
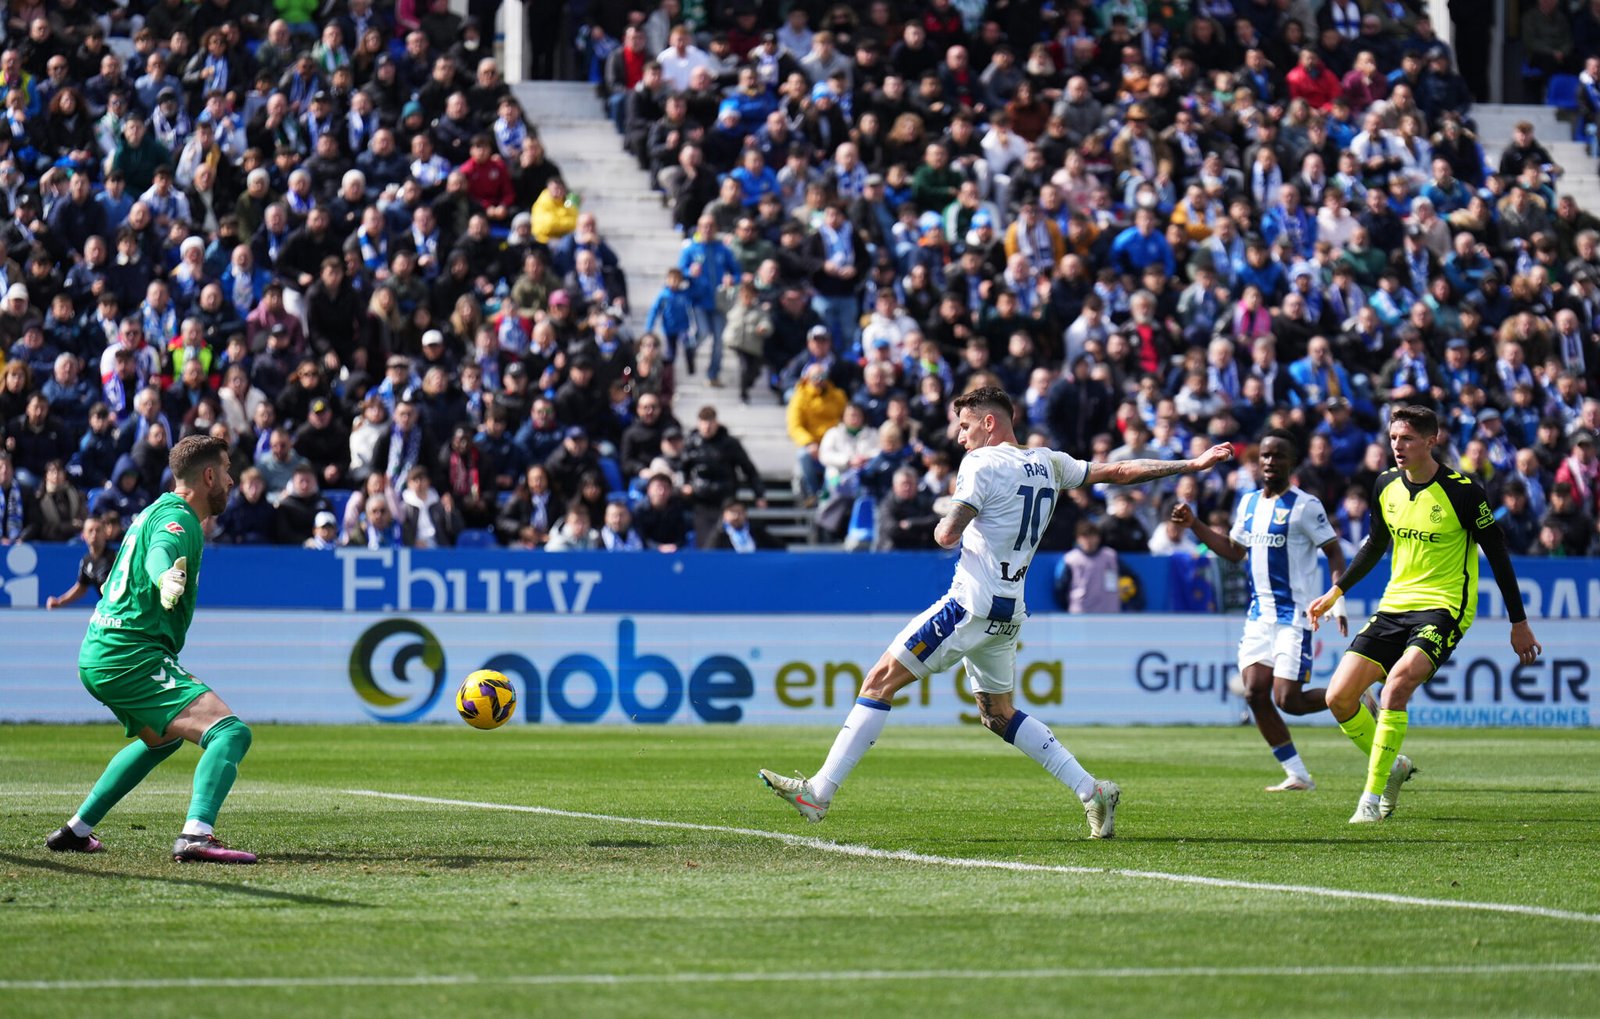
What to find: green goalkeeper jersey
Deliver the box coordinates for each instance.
[79,493,205,676]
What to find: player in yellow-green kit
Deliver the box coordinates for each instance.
[45,435,258,863]
[1308,406,1542,824]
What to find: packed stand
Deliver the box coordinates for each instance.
[0,0,785,554]
[578,0,1600,555]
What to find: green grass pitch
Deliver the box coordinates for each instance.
[3,724,1599,1018]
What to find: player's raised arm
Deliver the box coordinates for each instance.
[1083,443,1234,487]
[933,500,977,549]
[1170,501,1246,563]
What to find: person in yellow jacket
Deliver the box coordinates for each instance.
[786,362,846,507]
[531,177,579,244]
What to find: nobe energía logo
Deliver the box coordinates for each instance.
[349,618,447,722]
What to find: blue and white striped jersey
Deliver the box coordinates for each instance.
[1229,486,1337,627]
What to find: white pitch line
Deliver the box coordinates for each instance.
[348,789,1600,926]
[4,963,1600,992]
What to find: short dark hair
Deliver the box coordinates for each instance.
[168,434,228,482]
[1390,405,1438,437]
[952,385,1014,423]
[1259,427,1300,459]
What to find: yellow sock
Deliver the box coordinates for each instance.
[1337,703,1376,756]
[1364,709,1409,797]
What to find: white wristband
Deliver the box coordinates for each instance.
[1331,595,1347,618]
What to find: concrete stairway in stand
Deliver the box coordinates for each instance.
[513,82,796,483]
[1473,103,1600,214]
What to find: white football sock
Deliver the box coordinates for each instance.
[812,697,891,803]
[67,815,92,837]
[1360,791,1381,809]
[1007,713,1096,803]
[1272,742,1312,782]
[181,820,214,837]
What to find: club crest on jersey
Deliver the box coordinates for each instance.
[164,521,185,535]
[1429,504,1443,524]
[1273,507,1289,525]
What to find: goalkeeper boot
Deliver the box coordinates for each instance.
[1348,799,1383,824]
[1379,755,1417,819]
[758,769,828,823]
[1085,780,1120,839]
[45,826,103,853]
[172,833,257,864]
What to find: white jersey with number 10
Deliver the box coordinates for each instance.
[947,445,1090,621]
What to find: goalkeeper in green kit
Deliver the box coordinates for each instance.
[46,435,258,864]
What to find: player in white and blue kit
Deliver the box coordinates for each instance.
[1171,430,1349,791]
[761,387,1236,838]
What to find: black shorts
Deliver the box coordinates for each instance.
[1347,610,1463,675]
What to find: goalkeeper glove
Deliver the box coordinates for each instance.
[158,556,188,611]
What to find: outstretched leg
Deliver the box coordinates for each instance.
[49,732,185,853]
[758,649,910,823]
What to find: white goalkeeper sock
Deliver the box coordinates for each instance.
[1005,712,1097,804]
[811,697,891,803]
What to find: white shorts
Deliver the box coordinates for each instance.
[1238,617,1315,682]
[889,597,1021,694]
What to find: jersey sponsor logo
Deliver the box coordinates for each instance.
[1241,531,1288,547]
[89,612,124,629]
[1392,526,1441,542]
[164,521,185,534]
[999,560,1029,582]
[1476,502,1494,530]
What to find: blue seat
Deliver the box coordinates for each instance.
[324,489,353,520]
[1547,75,1580,111]
[599,456,625,498]
[455,528,498,548]
[845,495,876,549]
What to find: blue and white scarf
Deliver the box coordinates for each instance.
[820,222,854,269]
[493,116,527,160]
[142,304,176,342]
[357,228,386,272]
[204,55,229,95]
[386,424,420,482]
[348,109,377,154]
[0,481,23,540]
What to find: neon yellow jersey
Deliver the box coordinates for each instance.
[1369,467,1496,631]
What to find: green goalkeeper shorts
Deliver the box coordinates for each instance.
[79,654,212,739]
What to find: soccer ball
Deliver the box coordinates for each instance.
[456,670,517,730]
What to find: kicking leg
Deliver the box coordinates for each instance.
[48,728,184,853]
[758,649,912,823]
[163,691,257,863]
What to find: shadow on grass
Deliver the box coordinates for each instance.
[0,852,367,908]
[265,852,540,867]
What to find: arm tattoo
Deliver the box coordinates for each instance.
[934,502,977,549]
[1107,458,1192,485]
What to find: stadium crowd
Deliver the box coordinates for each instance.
[0,1,1598,561]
